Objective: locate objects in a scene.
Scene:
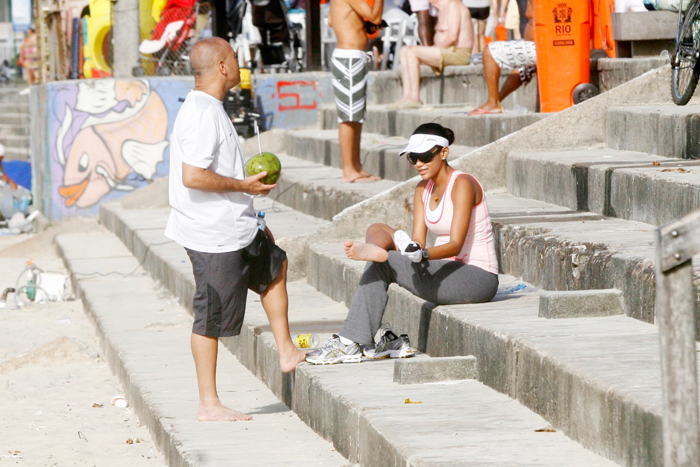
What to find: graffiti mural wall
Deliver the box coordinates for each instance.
[253,73,335,130]
[38,78,192,220]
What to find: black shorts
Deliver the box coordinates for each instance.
[469,6,490,21]
[186,230,287,338]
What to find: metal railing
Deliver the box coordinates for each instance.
[656,209,700,465]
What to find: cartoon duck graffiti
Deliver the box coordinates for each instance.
[56,79,169,208]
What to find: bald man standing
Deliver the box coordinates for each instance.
[165,38,306,422]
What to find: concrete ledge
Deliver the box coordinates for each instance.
[55,233,348,467]
[607,104,700,159]
[393,356,478,384]
[306,240,669,466]
[318,105,548,147]
[611,11,676,41]
[538,289,625,319]
[594,57,670,92]
[271,152,399,220]
[506,148,700,227]
[286,129,475,182]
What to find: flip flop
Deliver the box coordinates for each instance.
[467,107,504,116]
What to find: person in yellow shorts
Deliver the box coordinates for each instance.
[388,0,473,109]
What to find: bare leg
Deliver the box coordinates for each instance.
[399,47,414,101]
[406,46,441,101]
[339,122,380,182]
[259,259,306,373]
[344,223,396,262]
[417,11,436,46]
[192,333,252,421]
[469,47,504,114]
[477,20,486,53]
[498,69,523,102]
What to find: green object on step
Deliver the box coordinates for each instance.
[245,152,281,185]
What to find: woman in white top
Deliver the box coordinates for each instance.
[306,123,499,365]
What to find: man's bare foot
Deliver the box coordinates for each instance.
[198,402,252,421]
[342,171,381,183]
[387,98,423,110]
[279,346,306,373]
[344,241,389,262]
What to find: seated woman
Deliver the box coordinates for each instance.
[388,0,474,109]
[307,123,499,364]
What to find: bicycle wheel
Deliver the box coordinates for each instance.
[672,2,700,105]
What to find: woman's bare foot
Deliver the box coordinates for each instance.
[279,346,307,373]
[198,402,252,421]
[344,241,389,262]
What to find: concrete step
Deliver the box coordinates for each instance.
[368,64,539,109]
[2,144,30,161]
[506,147,700,226]
[0,102,29,114]
[0,133,30,144]
[269,152,399,221]
[305,238,694,467]
[606,104,700,159]
[318,105,549,147]
[89,206,617,466]
[0,113,30,125]
[100,196,329,282]
[0,123,29,136]
[285,129,476,182]
[0,87,30,103]
[54,231,351,467]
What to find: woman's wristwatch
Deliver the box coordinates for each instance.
[421,248,430,261]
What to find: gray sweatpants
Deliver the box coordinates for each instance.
[340,251,499,345]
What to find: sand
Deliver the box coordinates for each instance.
[0,224,164,466]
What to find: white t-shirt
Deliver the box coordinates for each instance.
[164,90,258,253]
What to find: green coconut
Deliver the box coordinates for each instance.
[245,152,282,185]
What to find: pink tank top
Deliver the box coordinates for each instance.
[422,170,499,275]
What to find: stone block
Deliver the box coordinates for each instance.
[538,289,625,319]
[393,356,478,384]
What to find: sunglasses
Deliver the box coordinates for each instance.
[407,146,443,165]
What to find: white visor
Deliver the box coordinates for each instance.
[399,134,449,156]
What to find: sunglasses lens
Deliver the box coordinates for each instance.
[408,154,418,165]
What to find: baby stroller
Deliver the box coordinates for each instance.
[134,0,210,76]
[250,0,304,72]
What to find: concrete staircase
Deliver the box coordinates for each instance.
[55,187,617,466]
[51,63,700,466]
[0,87,31,161]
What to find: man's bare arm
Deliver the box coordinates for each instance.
[444,2,463,45]
[182,163,275,195]
[346,0,384,24]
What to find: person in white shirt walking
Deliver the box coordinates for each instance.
[164,37,305,422]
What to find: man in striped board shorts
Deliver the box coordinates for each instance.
[329,0,385,183]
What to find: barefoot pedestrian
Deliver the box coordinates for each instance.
[164,38,305,421]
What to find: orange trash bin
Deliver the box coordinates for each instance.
[591,0,616,57]
[535,0,599,112]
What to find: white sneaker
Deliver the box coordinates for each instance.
[305,335,362,365]
[363,327,413,359]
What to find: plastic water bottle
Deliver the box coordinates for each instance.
[257,211,266,231]
[296,334,319,349]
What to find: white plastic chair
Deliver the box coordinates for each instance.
[380,8,409,70]
[321,4,336,71]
